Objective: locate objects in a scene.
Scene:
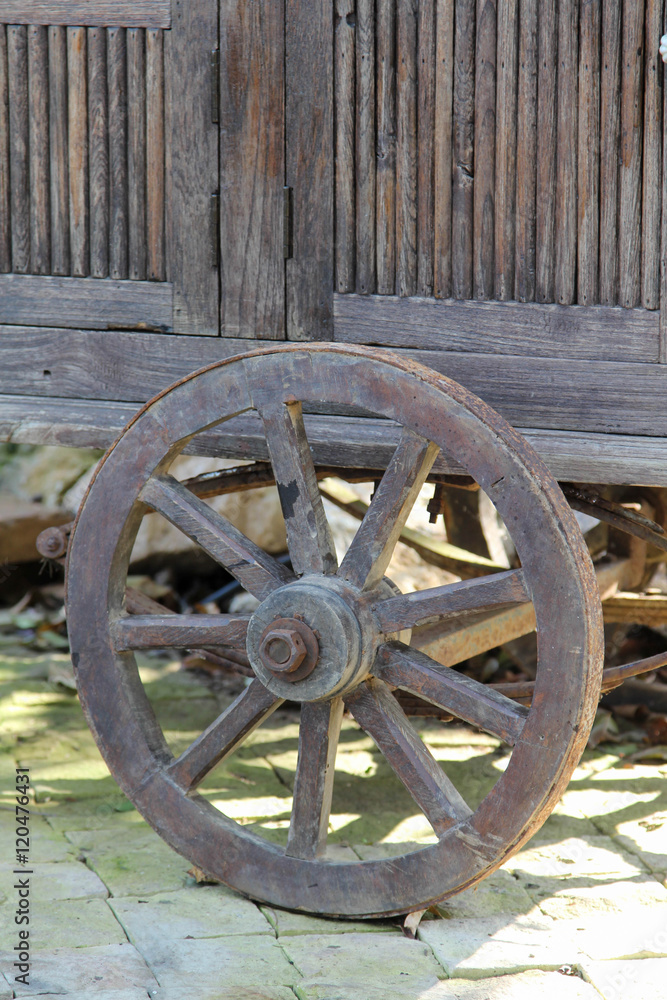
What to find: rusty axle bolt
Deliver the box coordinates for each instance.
[257,619,319,683]
[36,523,73,560]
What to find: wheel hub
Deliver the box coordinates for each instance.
[246,576,378,701]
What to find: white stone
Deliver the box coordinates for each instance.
[581,957,667,1000]
[3,942,157,996]
[0,861,107,902]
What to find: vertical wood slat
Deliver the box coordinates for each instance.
[433,0,454,299]
[0,25,11,272]
[49,26,69,276]
[88,26,108,278]
[577,0,600,306]
[286,0,334,339]
[146,28,165,281]
[642,0,662,310]
[473,0,496,300]
[8,26,29,273]
[28,25,50,275]
[514,0,537,302]
[554,0,578,304]
[494,0,518,301]
[417,0,435,297]
[452,0,475,299]
[335,0,356,293]
[107,27,128,280]
[376,0,396,295]
[599,0,621,306]
[127,28,146,281]
[396,0,418,297]
[619,1,644,309]
[356,0,375,295]
[67,27,88,277]
[661,0,667,360]
[535,0,557,302]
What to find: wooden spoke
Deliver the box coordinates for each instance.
[285,698,344,860]
[140,474,293,600]
[374,641,529,745]
[372,569,529,633]
[346,679,472,836]
[166,679,281,793]
[258,400,338,576]
[111,614,249,651]
[337,428,439,590]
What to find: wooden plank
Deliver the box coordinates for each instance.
[146,29,165,282]
[662,0,667,361]
[127,28,146,282]
[618,0,644,309]
[167,0,218,335]
[396,0,418,297]
[6,391,667,488]
[0,25,10,273]
[451,0,475,299]
[577,0,600,307]
[554,0,578,305]
[67,27,89,277]
[7,25,29,274]
[0,2,171,28]
[599,0,621,306]
[286,0,334,339]
[88,27,109,279]
[473,0,496,300]
[642,0,662,311]
[375,0,395,295]
[356,0,375,295]
[494,0,518,301]
[0,275,172,330]
[48,26,69,276]
[334,0,356,294]
[107,28,128,280]
[535,0,557,303]
[28,25,50,275]
[433,0,454,299]
[219,1,284,337]
[514,0,537,302]
[417,0,435,297]
[333,293,659,362]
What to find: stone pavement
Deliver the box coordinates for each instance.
[0,647,666,1000]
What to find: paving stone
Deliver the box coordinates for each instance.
[1,941,158,996]
[417,910,581,980]
[109,886,272,943]
[504,835,647,881]
[557,908,667,961]
[18,992,150,1000]
[281,932,444,992]
[65,828,191,896]
[581,958,667,1000]
[259,904,394,937]
[136,936,300,993]
[28,757,121,803]
[0,897,126,951]
[0,860,107,901]
[154,987,296,1000]
[294,969,602,1000]
[611,811,667,874]
[535,875,667,920]
[0,810,77,863]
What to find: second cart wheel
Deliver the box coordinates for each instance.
[66,344,603,917]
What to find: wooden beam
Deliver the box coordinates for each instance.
[0,2,171,28]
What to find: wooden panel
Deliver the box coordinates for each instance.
[577,0,600,307]
[88,26,109,278]
[417,0,435,297]
[514,0,537,302]
[28,25,50,275]
[219,1,284,338]
[335,0,356,294]
[286,0,334,339]
[0,275,172,330]
[167,0,218,335]
[333,293,659,362]
[642,0,662,311]
[108,28,128,280]
[494,0,518,301]
[535,0,556,302]
[473,0,496,300]
[0,24,10,273]
[146,28,165,282]
[433,0,454,299]
[127,28,147,281]
[0,2,171,28]
[619,0,645,309]
[599,0,621,306]
[8,25,29,274]
[452,0,475,299]
[554,0,578,305]
[5,391,667,487]
[395,0,418,297]
[356,0,375,295]
[67,27,89,277]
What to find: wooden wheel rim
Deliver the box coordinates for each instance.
[67,344,603,917]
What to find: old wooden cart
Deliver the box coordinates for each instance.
[2,0,667,917]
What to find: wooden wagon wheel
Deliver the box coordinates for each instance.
[66,344,603,917]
